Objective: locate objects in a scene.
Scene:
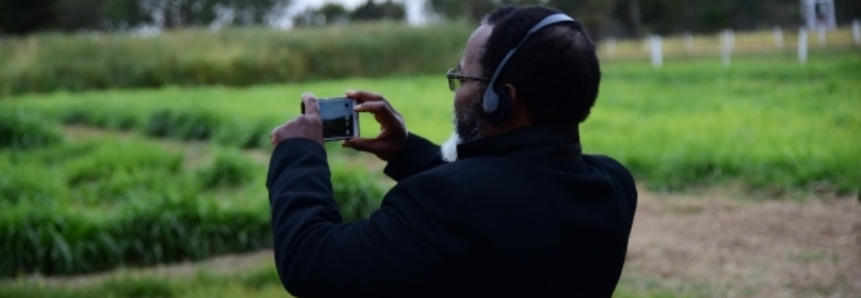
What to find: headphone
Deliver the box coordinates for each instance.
[483,13,575,125]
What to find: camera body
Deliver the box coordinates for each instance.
[301,97,360,142]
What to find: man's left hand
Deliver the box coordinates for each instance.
[270,93,323,147]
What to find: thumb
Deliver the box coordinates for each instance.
[301,92,319,117]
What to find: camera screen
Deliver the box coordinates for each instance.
[318,99,356,140]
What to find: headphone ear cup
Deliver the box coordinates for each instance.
[484,85,512,125]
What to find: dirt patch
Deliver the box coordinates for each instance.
[625,190,861,297]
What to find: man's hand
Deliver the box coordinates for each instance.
[270,93,323,147]
[342,90,408,161]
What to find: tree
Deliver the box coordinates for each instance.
[0,0,57,35]
[101,0,150,30]
[350,0,406,22]
[137,0,219,28]
[0,0,292,35]
[293,3,348,27]
[547,0,618,40]
[319,3,350,24]
[428,0,495,22]
[224,0,291,26]
[137,0,290,28]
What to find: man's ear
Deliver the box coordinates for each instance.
[502,83,531,126]
[503,83,518,106]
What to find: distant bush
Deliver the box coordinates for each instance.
[65,142,182,186]
[63,141,186,201]
[60,103,142,131]
[26,102,278,150]
[197,150,257,189]
[0,110,62,149]
[0,22,472,96]
[145,108,223,141]
[213,119,272,149]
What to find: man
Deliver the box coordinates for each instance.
[267,5,637,298]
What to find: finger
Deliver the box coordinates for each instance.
[270,124,283,135]
[354,101,392,115]
[302,92,319,117]
[270,124,283,146]
[345,90,384,104]
[342,138,379,152]
[355,101,399,125]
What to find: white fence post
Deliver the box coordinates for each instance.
[798,27,808,64]
[649,35,663,68]
[817,26,827,47]
[683,32,693,54]
[853,20,860,46]
[606,37,617,57]
[721,29,734,67]
[773,26,783,49]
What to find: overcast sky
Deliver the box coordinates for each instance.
[284,0,431,27]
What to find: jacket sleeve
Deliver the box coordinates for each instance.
[266,138,474,298]
[383,133,446,182]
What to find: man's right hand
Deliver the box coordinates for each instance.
[342,90,408,162]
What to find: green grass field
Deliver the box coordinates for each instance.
[0,22,472,96]
[1,49,859,297]
[5,51,860,192]
[0,114,384,277]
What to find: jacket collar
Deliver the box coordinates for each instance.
[457,125,583,162]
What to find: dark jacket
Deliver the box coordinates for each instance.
[267,125,637,298]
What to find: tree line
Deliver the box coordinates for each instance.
[429,0,861,39]
[0,0,291,34]
[2,0,860,38]
[293,0,405,27]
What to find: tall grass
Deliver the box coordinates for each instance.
[0,137,266,276]
[0,22,473,97]
[0,109,63,149]
[4,52,859,194]
[0,132,386,277]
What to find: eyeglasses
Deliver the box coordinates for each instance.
[447,68,489,92]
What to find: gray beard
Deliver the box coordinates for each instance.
[441,97,484,162]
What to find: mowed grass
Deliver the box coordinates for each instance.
[5,51,859,193]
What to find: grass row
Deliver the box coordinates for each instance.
[0,112,386,277]
[0,264,290,298]
[0,22,472,97]
[2,23,857,97]
[4,53,860,194]
[0,262,707,298]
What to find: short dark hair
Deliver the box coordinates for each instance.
[481,5,601,126]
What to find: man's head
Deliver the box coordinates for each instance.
[442,5,601,161]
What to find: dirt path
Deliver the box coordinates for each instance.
[626,190,860,297]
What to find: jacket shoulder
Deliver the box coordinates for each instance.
[583,155,634,180]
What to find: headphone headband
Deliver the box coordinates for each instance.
[483,13,575,116]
